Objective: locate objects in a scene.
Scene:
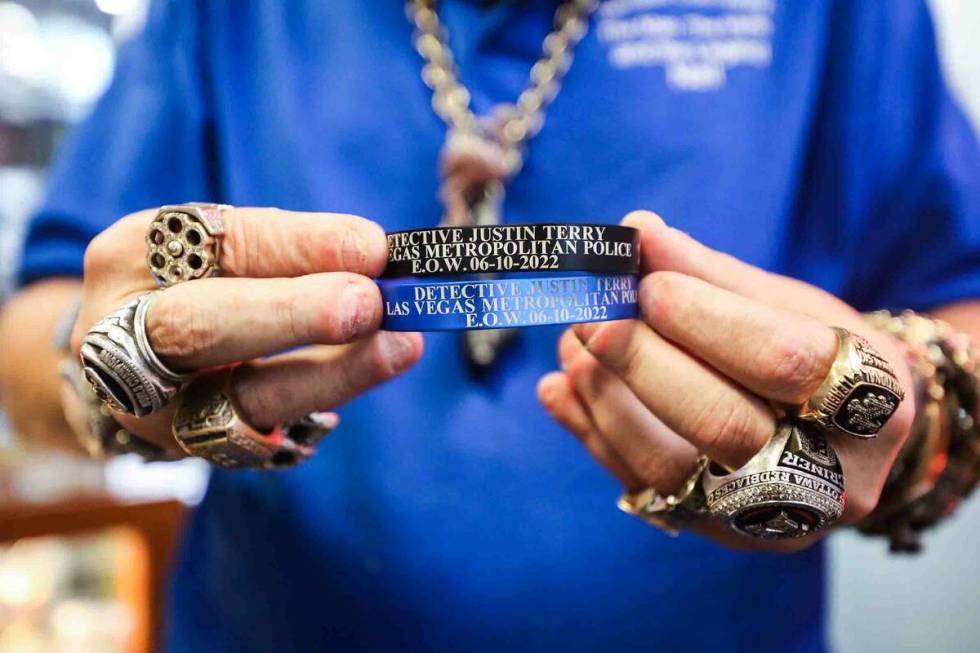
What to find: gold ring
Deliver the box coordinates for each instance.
[617,455,710,536]
[796,327,904,438]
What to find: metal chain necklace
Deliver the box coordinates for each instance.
[407,0,598,368]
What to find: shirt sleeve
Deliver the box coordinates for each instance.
[17,0,214,286]
[833,1,980,311]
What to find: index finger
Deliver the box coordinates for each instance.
[135,206,388,280]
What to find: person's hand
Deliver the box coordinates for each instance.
[71,207,423,456]
[537,211,915,551]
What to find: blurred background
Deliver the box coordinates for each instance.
[0,1,978,652]
[0,3,210,652]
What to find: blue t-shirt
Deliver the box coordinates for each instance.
[19,1,980,651]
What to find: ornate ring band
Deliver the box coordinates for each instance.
[172,368,336,469]
[60,357,179,460]
[79,293,186,417]
[146,203,230,288]
[618,455,710,536]
[701,420,846,540]
[133,292,193,384]
[796,327,905,438]
[383,223,640,278]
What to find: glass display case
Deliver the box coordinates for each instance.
[0,496,185,653]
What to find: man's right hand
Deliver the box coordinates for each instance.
[71,207,423,455]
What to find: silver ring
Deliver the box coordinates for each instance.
[133,292,193,384]
[146,203,229,288]
[701,420,845,540]
[79,293,185,417]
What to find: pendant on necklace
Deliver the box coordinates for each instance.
[437,125,521,371]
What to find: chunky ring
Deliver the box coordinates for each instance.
[702,420,846,540]
[796,327,905,438]
[79,293,186,417]
[146,203,229,288]
[60,357,179,460]
[172,369,336,469]
[617,455,710,536]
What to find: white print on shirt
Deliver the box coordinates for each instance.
[596,0,775,92]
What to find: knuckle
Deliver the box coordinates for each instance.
[82,231,116,279]
[240,384,275,422]
[616,327,649,383]
[278,289,314,344]
[581,321,639,373]
[219,208,254,275]
[333,348,374,395]
[636,453,694,496]
[760,338,826,402]
[82,210,153,281]
[633,450,673,493]
[683,394,765,465]
[118,209,156,239]
[237,375,288,426]
[336,216,387,275]
[84,210,165,280]
[566,352,601,388]
[846,486,882,523]
[640,271,686,324]
[147,294,215,361]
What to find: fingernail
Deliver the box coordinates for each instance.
[308,411,340,431]
[557,331,578,369]
[623,210,666,229]
[377,331,420,373]
[536,372,562,404]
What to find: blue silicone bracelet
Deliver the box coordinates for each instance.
[379,273,639,332]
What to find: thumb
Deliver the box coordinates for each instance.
[623,210,772,293]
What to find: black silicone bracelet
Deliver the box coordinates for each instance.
[383,223,640,278]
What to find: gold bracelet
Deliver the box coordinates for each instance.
[860,310,980,552]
